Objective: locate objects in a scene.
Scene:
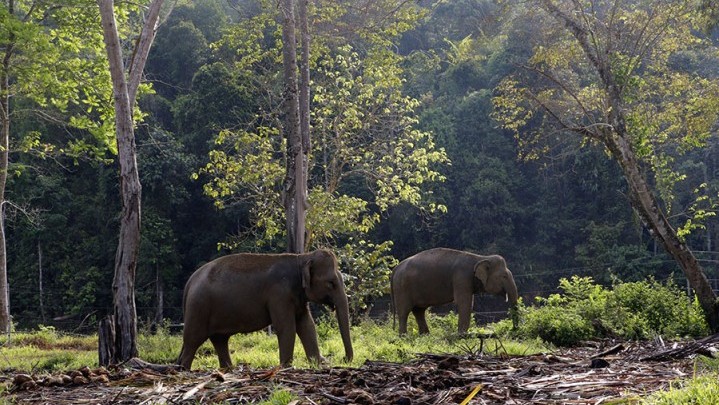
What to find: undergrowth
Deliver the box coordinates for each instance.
[493,276,708,347]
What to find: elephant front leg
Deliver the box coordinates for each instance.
[296,308,322,364]
[455,289,474,334]
[270,306,297,366]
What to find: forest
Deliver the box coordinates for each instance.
[1,0,719,339]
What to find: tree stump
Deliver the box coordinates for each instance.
[98,315,116,367]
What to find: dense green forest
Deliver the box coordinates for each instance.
[3,0,719,331]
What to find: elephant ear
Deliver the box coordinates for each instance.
[301,259,313,289]
[474,260,490,287]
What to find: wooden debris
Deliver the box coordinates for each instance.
[640,333,719,361]
[590,343,625,359]
[2,338,716,404]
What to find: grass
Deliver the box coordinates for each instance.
[139,312,550,369]
[641,375,719,404]
[256,388,297,405]
[0,326,96,373]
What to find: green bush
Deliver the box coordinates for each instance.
[607,278,708,338]
[494,276,709,346]
[521,304,594,346]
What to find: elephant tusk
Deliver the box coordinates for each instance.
[505,293,508,303]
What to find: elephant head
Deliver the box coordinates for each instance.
[300,249,354,363]
[474,255,519,306]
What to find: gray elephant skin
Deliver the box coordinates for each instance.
[391,247,519,335]
[177,249,353,369]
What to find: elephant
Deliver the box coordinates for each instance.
[177,249,353,369]
[391,248,518,335]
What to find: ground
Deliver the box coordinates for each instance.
[2,338,715,404]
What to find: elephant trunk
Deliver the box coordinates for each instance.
[334,290,354,363]
[505,273,519,328]
[505,275,519,306]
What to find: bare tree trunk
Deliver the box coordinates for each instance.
[38,242,45,323]
[154,266,163,327]
[0,11,13,334]
[99,0,140,362]
[98,0,164,364]
[298,0,311,250]
[281,0,306,254]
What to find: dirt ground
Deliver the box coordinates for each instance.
[3,335,717,404]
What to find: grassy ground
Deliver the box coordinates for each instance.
[0,314,543,372]
[139,313,550,369]
[1,316,719,404]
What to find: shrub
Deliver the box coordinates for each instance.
[521,304,594,346]
[494,276,709,346]
[607,278,708,338]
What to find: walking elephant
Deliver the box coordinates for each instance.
[177,249,353,369]
[391,248,518,335]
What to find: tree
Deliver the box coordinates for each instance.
[280,0,307,253]
[197,1,449,313]
[98,0,164,364]
[0,0,113,333]
[494,0,719,329]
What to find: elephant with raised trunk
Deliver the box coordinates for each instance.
[177,249,353,369]
[391,248,518,335]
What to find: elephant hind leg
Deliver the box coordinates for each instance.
[397,304,411,335]
[412,308,430,335]
[209,334,233,369]
[178,339,202,370]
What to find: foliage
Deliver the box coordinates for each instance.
[643,375,719,405]
[608,279,709,339]
[196,2,449,314]
[1,0,132,156]
[492,0,719,239]
[494,276,708,346]
[336,240,397,316]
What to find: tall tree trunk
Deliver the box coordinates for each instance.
[281,0,306,254]
[99,0,141,361]
[298,0,311,250]
[98,0,164,364]
[38,242,45,323]
[154,266,163,327]
[0,8,13,334]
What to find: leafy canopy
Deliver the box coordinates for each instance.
[492,0,719,239]
[1,0,149,159]
[195,1,449,314]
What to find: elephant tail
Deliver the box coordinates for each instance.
[176,343,187,367]
[390,267,396,331]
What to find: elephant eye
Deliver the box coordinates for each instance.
[327,281,335,289]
